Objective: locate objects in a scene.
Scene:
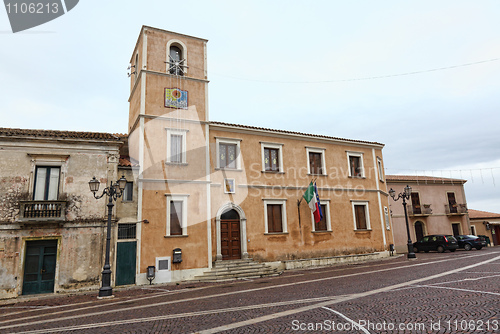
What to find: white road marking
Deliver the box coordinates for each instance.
[410,284,500,296]
[2,252,498,332]
[322,307,371,334]
[196,254,500,333]
[10,295,345,334]
[422,274,500,285]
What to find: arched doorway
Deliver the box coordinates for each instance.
[216,203,248,261]
[221,209,241,260]
[414,221,424,241]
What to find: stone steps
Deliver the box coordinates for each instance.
[192,259,281,282]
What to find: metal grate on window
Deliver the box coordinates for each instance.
[118,223,137,239]
[158,259,169,270]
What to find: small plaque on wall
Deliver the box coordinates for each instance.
[165,88,188,109]
[224,179,235,194]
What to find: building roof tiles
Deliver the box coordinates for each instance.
[468,209,500,219]
[386,175,467,184]
[209,121,384,146]
[0,127,122,141]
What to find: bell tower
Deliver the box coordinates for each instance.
[127,26,211,284]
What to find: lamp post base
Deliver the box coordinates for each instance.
[98,286,113,298]
[407,243,416,259]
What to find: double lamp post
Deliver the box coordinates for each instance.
[389,184,416,259]
[89,175,127,298]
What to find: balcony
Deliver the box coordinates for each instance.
[19,201,66,222]
[407,204,432,216]
[445,203,467,215]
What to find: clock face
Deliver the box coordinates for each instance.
[172,89,181,99]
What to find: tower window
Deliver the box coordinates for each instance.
[169,45,185,76]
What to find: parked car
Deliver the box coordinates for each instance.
[412,235,458,253]
[455,235,486,251]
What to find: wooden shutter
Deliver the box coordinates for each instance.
[309,152,322,174]
[447,192,457,213]
[350,156,361,177]
[411,193,421,214]
[315,204,327,231]
[267,204,282,233]
[355,205,367,229]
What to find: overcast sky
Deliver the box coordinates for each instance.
[1,1,499,213]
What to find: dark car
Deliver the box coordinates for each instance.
[455,235,486,251]
[412,235,458,253]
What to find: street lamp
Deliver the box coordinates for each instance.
[89,175,127,297]
[389,184,416,259]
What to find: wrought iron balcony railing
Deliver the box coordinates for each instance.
[445,203,467,215]
[19,201,66,222]
[407,204,432,216]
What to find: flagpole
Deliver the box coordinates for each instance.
[297,178,317,238]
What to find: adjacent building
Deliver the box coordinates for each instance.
[0,128,122,299]
[386,175,470,253]
[468,209,500,246]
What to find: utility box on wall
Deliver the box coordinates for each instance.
[173,248,182,263]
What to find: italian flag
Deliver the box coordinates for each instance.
[303,182,323,223]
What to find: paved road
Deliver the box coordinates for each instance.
[1,248,499,333]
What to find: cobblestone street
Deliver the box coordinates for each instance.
[1,248,499,333]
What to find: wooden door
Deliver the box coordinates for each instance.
[452,223,460,236]
[448,192,457,213]
[23,240,57,295]
[411,193,421,214]
[116,241,136,286]
[493,226,500,246]
[414,221,424,241]
[221,219,241,260]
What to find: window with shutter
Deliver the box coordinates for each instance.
[267,204,283,233]
[411,193,421,214]
[309,152,322,175]
[315,204,328,231]
[354,204,368,230]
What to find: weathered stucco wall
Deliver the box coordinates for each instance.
[208,127,391,262]
[0,135,121,299]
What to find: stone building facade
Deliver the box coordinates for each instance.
[0,128,122,298]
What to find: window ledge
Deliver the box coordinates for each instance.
[312,230,332,233]
[348,176,366,179]
[165,162,188,166]
[307,173,327,177]
[264,232,289,235]
[164,235,188,238]
[262,171,284,174]
[354,229,372,232]
[215,168,243,172]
